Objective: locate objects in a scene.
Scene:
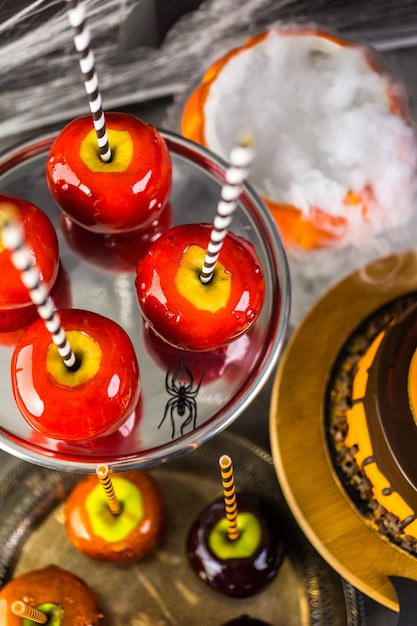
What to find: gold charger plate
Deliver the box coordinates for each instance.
[270,250,417,612]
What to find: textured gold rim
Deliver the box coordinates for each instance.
[270,250,417,611]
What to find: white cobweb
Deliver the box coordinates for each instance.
[0,0,417,140]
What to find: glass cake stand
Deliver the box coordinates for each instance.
[0,129,290,472]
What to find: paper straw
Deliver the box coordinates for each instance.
[200,135,255,284]
[66,0,112,163]
[219,454,239,541]
[0,205,78,370]
[11,601,48,623]
[96,464,122,515]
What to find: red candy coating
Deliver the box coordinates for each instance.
[11,309,140,441]
[135,223,265,351]
[0,194,59,310]
[45,112,172,233]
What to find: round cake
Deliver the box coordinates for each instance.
[327,294,417,553]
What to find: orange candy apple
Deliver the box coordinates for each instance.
[11,309,140,442]
[0,565,104,626]
[45,112,172,233]
[65,470,165,562]
[0,194,59,332]
[135,223,265,351]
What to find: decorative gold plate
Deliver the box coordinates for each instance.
[270,250,417,611]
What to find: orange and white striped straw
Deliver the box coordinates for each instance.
[0,203,78,370]
[11,601,48,623]
[96,464,121,515]
[219,454,239,541]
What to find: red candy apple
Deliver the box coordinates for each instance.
[0,194,59,332]
[45,112,172,234]
[135,223,265,351]
[11,309,140,442]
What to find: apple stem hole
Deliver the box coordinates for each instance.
[99,149,113,164]
[110,502,124,516]
[65,353,81,373]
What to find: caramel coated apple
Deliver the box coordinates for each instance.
[0,565,104,626]
[65,470,165,562]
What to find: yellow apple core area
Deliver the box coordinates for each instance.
[46,330,102,387]
[85,478,144,542]
[79,128,133,172]
[175,244,231,312]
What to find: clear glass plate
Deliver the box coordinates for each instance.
[0,130,290,472]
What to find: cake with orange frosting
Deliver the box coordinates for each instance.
[327,294,417,553]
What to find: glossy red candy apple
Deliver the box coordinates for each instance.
[11,309,140,442]
[135,223,265,352]
[45,112,172,234]
[0,194,59,332]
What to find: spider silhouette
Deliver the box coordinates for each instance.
[159,363,204,439]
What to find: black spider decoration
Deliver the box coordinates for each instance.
[159,363,204,439]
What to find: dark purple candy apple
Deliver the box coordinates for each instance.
[187,493,284,598]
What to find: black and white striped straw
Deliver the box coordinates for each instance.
[0,208,78,370]
[66,0,112,163]
[199,135,255,284]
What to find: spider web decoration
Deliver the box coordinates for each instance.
[0,0,416,140]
